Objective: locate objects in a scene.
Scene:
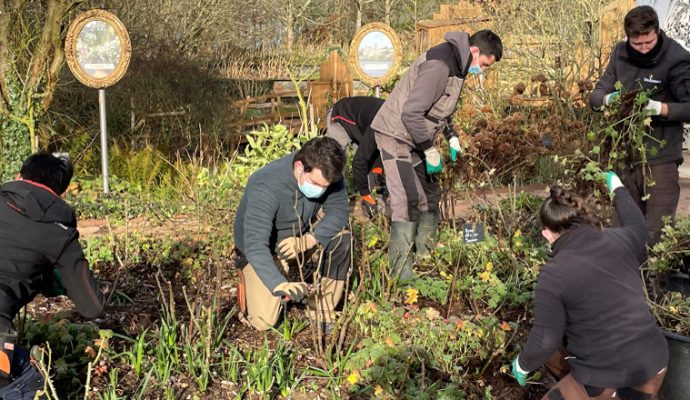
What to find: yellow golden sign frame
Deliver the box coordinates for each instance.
[65,10,131,89]
[348,22,402,87]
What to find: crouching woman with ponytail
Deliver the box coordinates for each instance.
[511,173,668,399]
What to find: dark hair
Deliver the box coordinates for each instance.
[624,6,659,38]
[20,152,74,195]
[293,137,344,184]
[539,186,601,233]
[469,30,503,62]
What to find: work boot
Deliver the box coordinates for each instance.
[389,221,417,282]
[415,212,440,259]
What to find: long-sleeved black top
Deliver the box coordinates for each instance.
[233,153,349,291]
[519,187,668,388]
[331,97,385,196]
[0,180,104,330]
[590,30,690,165]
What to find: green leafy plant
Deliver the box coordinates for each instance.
[646,216,690,335]
[231,123,317,185]
[21,317,100,398]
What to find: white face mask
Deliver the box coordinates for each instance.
[298,170,327,199]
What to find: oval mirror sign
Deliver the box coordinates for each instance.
[349,22,402,87]
[65,10,131,88]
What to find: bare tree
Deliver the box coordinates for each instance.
[384,0,400,25]
[282,0,313,53]
[356,0,375,29]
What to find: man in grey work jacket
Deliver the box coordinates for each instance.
[370,30,503,281]
[233,137,351,331]
[590,5,690,245]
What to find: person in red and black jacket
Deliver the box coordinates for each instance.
[511,173,668,399]
[0,153,105,396]
[326,96,386,219]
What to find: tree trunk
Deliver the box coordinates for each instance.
[384,0,392,25]
[0,115,32,183]
[356,4,362,30]
[286,0,294,54]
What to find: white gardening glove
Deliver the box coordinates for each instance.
[273,282,308,302]
[423,147,442,175]
[448,136,462,162]
[277,234,318,260]
[644,99,662,116]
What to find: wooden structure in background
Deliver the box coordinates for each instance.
[416,1,492,53]
[414,0,634,108]
[309,51,353,128]
[600,0,636,60]
[231,51,352,140]
[230,89,305,142]
[416,18,493,54]
[433,1,484,19]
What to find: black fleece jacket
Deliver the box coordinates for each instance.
[0,180,104,330]
[519,187,668,388]
[591,30,690,165]
[331,96,385,196]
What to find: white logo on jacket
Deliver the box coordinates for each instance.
[644,74,662,84]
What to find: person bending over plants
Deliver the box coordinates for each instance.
[511,174,668,399]
[0,153,106,398]
[590,5,690,245]
[325,96,387,220]
[233,137,351,333]
[370,29,502,282]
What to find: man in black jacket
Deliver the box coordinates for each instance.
[326,96,386,218]
[0,153,105,395]
[590,5,690,245]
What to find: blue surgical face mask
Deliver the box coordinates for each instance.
[468,65,482,75]
[298,171,327,199]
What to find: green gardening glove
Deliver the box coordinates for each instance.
[511,356,528,387]
[604,171,623,193]
[448,136,462,162]
[423,147,443,175]
[603,90,620,107]
[45,268,66,297]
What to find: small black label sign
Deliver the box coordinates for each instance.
[462,223,485,244]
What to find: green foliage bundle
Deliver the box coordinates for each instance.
[647,216,690,335]
[21,318,99,396]
[558,88,661,202]
[231,123,317,185]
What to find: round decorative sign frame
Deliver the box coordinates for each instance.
[348,22,402,87]
[65,9,131,88]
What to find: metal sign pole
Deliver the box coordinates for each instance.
[98,89,110,193]
[375,85,381,98]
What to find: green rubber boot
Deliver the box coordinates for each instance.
[389,221,417,282]
[415,212,440,259]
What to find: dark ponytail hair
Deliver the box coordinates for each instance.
[539,186,602,233]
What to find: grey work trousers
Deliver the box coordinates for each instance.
[375,134,440,222]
